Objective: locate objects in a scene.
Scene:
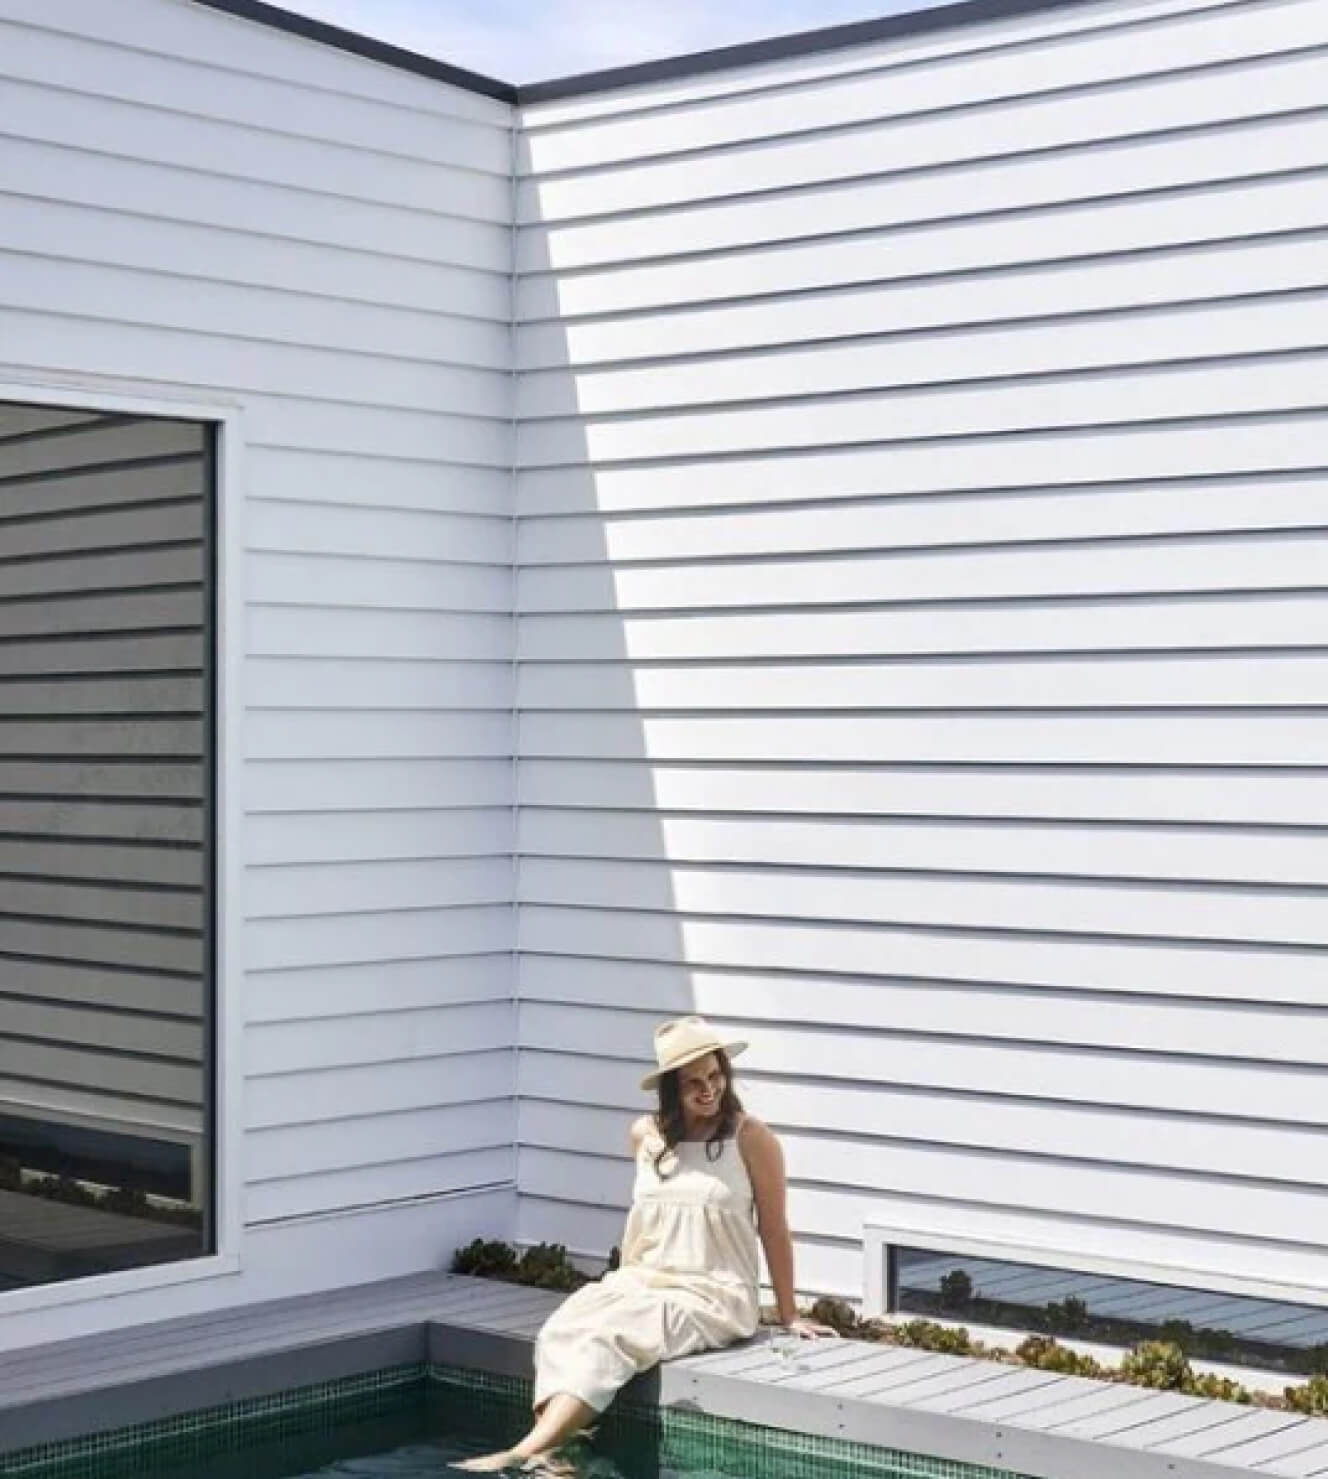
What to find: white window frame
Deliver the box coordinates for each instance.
[0,369,244,1315]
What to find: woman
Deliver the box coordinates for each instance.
[459,1015,835,1473]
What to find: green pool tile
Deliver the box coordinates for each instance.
[0,1364,427,1479]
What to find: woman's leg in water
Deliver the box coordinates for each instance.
[454,1392,597,1472]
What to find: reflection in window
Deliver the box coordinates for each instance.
[895,1246,1328,1376]
[0,400,213,1289]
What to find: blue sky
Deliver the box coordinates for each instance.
[280,1,931,84]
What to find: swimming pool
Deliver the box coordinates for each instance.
[2,1364,1029,1479]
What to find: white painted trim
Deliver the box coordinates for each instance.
[0,366,246,1317]
[862,1221,1328,1315]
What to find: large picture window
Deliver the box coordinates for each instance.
[0,399,213,1289]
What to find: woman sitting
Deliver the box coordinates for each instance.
[459,1015,834,1473]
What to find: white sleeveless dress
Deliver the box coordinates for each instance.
[532,1125,762,1414]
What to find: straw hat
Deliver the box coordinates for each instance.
[640,1015,748,1090]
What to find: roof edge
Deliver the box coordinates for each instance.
[190,0,517,103]
[189,0,1107,108]
[515,0,1105,105]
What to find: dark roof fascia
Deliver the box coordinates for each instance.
[516,0,1106,104]
[190,0,516,102]
[191,0,1102,107]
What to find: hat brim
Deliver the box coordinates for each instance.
[640,1039,747,1091]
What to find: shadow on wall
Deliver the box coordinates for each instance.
[512,217,693,1271]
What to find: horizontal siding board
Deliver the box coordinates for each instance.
[247,1000,513,1076]
[518,231,1328,369]
[520,115,1328,272]
[520,1090,1328,1190]
[523,52,1328,221]
[517,1005,1328,1129]
[517,759,1328,828]
[249,554,509,614]
[244,1146,513,1223]
[5,0,512,125]
[247,501,511,566]
[249,808,512,866]
[248,449,511,519]
[517,415,1327,514]
[519,856,1328,949]
[1,195,511,329]
[246,954,511,1024]
[517,1140,1328,1252]
[518,292,1328,417]
[521,0,1322,164]
[245,759,511,813]
[518,905,1328,1007]
[0,135,509,278]
[245,858,511,918]
[247,1099,516,1181]
[249,608,510,662]
[0,293,509,422]
[518,955,1328,1066]
[246,712,510,761]
[519,172,1328,322]
[517,355,1328,467]
[0,591,203,642]
[0,417,202,480]
[246,1048,514,1129]
[247,659,512,713]
[518,535,1328,611]
[516,653,1328,711]
[517,474,1328,563]
[517,810,1328,888]
[247,904,512,972]
[518,711,1328,765]
[0,17,511,173]
[2,74,512,223]
[517,593,1328,662]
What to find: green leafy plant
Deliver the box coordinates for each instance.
[1187,1373,1253,1405]
[1120,1341,1192,1391]
[452,1238,519,1280]
[1285,1374,1328,1416]
[516,1242,589,1291]
[807,1296,863,1336]
[895,1319,975,1356]
[1016,1334,1103,1379]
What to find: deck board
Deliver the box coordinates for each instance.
[1,1271,1324,1476]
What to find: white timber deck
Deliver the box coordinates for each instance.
[0,1273,1324,1477]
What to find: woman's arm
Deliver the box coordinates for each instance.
[741,1117,834,1335]
[742,1117,798,1323]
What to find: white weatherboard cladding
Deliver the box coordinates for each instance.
[515,0,1328,1303]
[0,0,516,1274]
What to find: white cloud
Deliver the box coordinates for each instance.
[279,0,920,83]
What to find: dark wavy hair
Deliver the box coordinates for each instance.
[652,1048,744,1178]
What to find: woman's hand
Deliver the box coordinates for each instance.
[782,1316,840,1339]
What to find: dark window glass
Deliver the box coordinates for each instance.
[0,400,213,1290]
[894,1246,1328,1376]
